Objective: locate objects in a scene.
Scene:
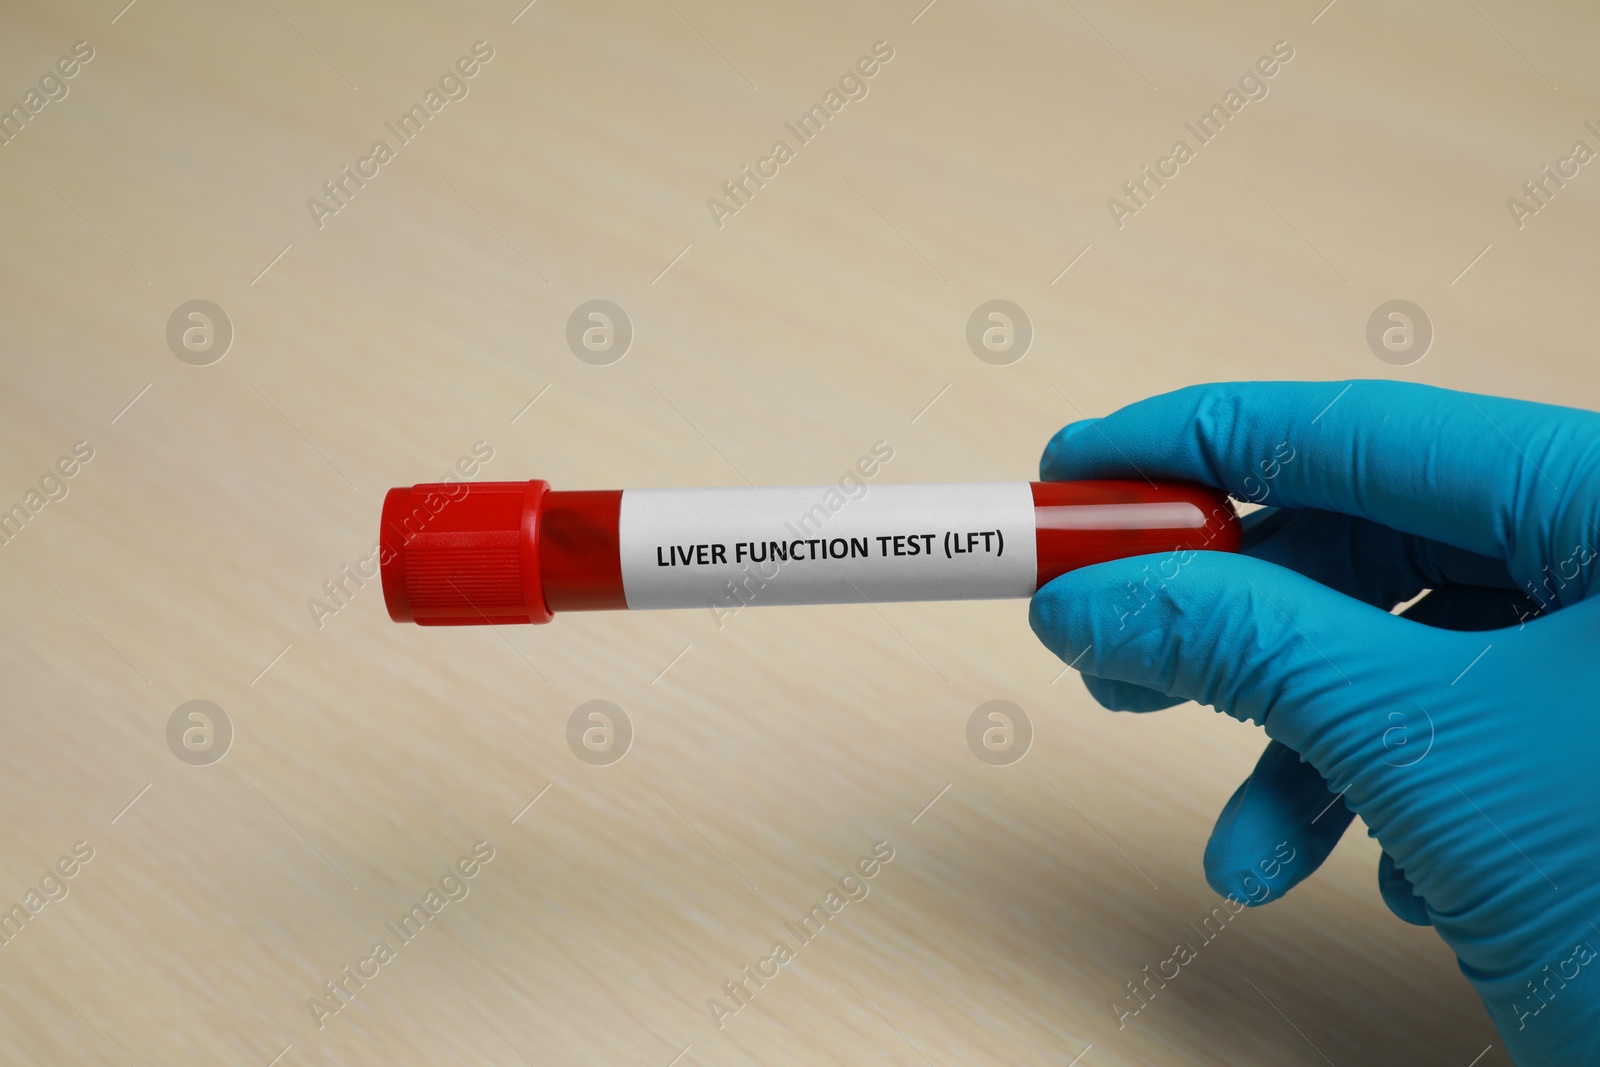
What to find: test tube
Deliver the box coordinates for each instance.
[379,479,1240,625]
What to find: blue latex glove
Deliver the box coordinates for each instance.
[1029,380,1600,1064]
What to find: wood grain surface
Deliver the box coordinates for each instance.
[2,1,1595,1064]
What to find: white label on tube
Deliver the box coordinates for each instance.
[617,482,1037,610]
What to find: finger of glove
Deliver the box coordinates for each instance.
[1071,506,1510,714]
[1080,673,1185,712]
[1204,739,1355,906]
[1029,551,1443,766]
[1377,849,1432,926]
[1039,381,1600,608]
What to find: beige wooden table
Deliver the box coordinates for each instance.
[2,1,1596,1064]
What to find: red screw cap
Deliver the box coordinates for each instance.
[379,480,553,625]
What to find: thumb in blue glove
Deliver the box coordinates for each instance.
[1030,380,1600,1065]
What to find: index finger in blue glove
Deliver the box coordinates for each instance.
[1076,505,1524,715]
[1040,381,1600,608]
[1028,550,1463,768]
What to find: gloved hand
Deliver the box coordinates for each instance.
[1029,380,1600,1065]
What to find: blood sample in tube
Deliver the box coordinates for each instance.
[379,479,1241,625]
